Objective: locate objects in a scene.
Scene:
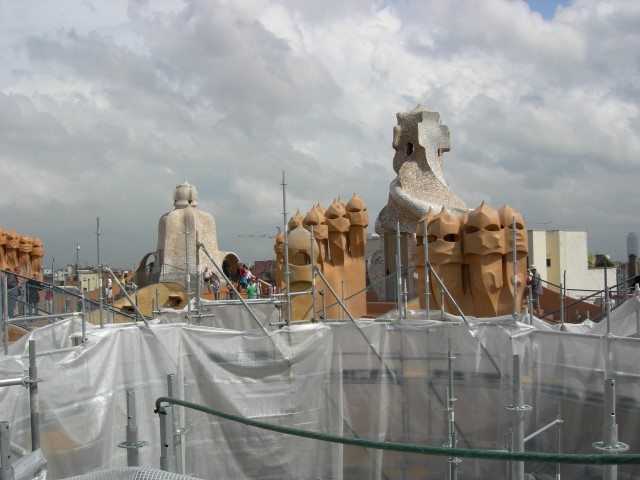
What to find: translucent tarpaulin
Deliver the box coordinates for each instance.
[2,295,640,479]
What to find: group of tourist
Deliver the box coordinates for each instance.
[3,266,47,318]
[202,266,221,300]
[202,264,274,301]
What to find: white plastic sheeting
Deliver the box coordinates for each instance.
[1,295,640,479]
[587,294,640,337]
[158,301,281,331]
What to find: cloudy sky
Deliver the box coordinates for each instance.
[1,0,639,270]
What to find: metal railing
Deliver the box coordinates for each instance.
[0,268,141,329]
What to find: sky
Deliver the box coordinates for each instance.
[1,0,639,270]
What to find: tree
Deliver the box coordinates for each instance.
[593,253,614,268]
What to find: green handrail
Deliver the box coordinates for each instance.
[155,396,640,466]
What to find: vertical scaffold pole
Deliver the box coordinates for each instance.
[97,217,104,329]
[341,281,345,321]
[528,286,534,324]
[505,430,513,480]
[321,291,326,323]
[159,404,177,473]
[126,389,140,466]
[195,231,201,315]
[81,293,86,343]
[281,171,291,326]
[423,219,430,320]
[505,354,531,480]
[167,374,183,474]
[28,340,40,451]
[51,258,55,315]
[310,225,317,322]
[1,276,7,355]
[117,389,148,466]
[0,421,12,480]
[592,378,629,480]
[560,277,565,327]
[444,338,460,479]
[604,267,610,334]
[512,216,518,319]
[556,402,562,480]
[184,215,191,321]
[396,222,403,322]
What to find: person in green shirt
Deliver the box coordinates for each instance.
[246,278,257,299]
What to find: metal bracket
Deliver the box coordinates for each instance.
[117,440,148,449]
[592,441,629,453]
[505,404,533,412]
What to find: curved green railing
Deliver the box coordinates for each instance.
[155,397,640,466]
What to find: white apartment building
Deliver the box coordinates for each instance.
[528,230,617,299]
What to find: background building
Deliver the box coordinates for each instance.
[528,229,617,300]
[627,232,638,257]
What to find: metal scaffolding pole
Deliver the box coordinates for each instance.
[195,231,201,316]
[512,216,517,319]
[281,171,292,326]
[97,217,104,328]
[81,292,86,344]
[184,215,191,321]
[51,257,55,314]
[396,222,403,322]
[1,276,7,355]
[528,287,534,325]
[28,340,41,451]
[310,225,317,322]
[506,354,531,480]
[158,404,177,473]
[444,338,460,479]
[117,389,147,466]
[560,279,565,326]
[167,374,185,474]
[593,378,629,480]
[0,421,13,480]
[423,218,430,320]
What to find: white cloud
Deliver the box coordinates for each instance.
[0,0,638,269]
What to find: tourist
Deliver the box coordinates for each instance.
[26,277,40,316]
[45,287,53,313]
[212,275,220,300]
[239,264,249,291]
[203,266,212,295]
[246,278,257,300]
[6,266,21,318]
[106,278,113,304]
[530,266,543,314]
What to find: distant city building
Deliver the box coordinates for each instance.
[79,271,99,292]
[627,232,638,257]
[251,260,277,282]
[528,230,616,299]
